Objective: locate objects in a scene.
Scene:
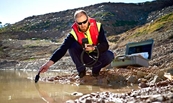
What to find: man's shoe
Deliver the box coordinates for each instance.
[92,73,99,77]
[79,70,86,78]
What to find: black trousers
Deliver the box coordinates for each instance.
[68,41,114,74]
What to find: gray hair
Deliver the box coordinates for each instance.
[74,10,88,19]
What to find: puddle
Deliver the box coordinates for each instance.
[0,70,138,103]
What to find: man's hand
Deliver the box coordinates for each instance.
[39,60,54,73]
[84,44,95,51]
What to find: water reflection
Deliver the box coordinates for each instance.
[0,70,137,103]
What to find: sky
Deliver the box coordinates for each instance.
[0,0,153,25]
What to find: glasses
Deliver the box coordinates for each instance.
[77,19,88,25]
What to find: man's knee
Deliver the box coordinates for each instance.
[103,50,114,63]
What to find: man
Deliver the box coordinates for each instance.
[39,10,114,78]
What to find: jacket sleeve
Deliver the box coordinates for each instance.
[50,34,75,63]
[96,25,109,53]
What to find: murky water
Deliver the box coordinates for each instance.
[0,70,138,103]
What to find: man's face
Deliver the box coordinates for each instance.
[75,15,89,32]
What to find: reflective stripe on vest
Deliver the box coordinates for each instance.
[70,18,101,45]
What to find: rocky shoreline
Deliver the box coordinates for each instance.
[35,64,173,103]
[66,81,173,103]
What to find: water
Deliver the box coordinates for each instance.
[0,70,138,103]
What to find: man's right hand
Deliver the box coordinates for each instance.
[84,44,95,51]
[39,60,54,73]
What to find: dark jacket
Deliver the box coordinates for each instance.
[50,25,109,63]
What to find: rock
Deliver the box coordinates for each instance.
[144,73,154,80]
[66,100,75,103]
[147,94,164,102]
[127,75,138,84]
[107,73,126,85]
[139,82,148,88]
[138,78,147,83]
[149,75,159,85]
[71,92,83,96]
[136,71,145,78]
[156,69,165,79]
[166,67,173,75]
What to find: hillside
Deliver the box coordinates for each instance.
[0,0,173,40]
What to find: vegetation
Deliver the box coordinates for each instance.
[0,21,2,28]
[92,12,114,18]
[113,20,138,26]
[132,13,173,37]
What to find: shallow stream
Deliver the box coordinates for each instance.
[0,70,138,103]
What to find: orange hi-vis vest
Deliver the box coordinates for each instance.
[70,18,101,45]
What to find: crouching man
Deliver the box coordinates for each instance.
[39,10,114,78]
